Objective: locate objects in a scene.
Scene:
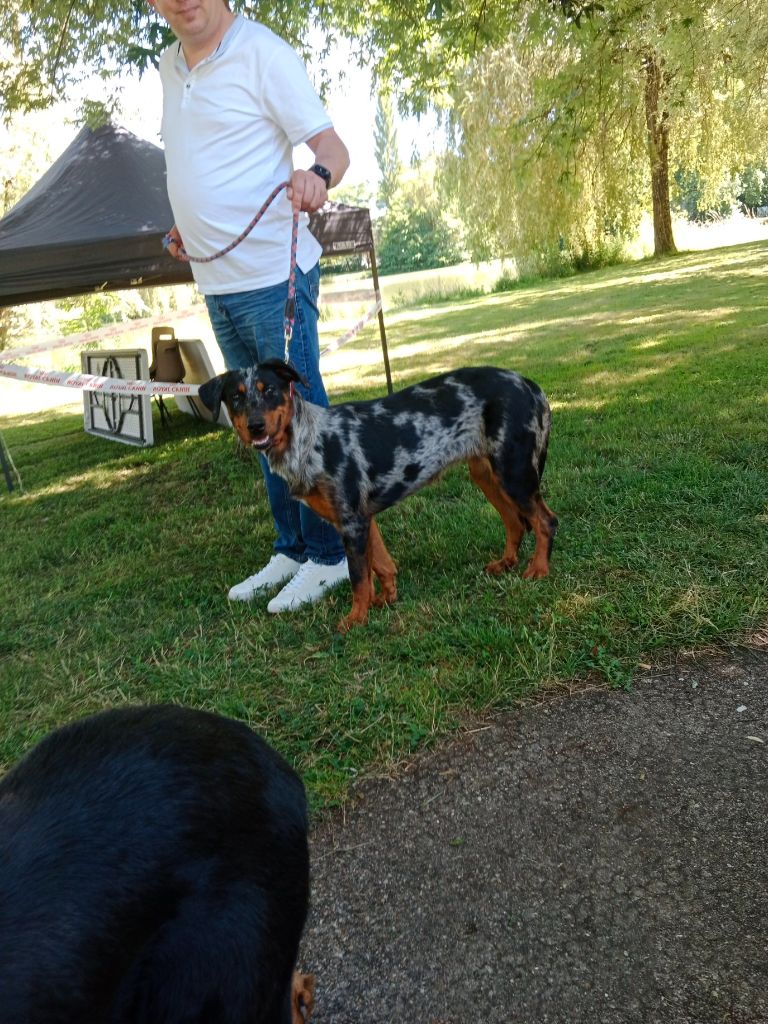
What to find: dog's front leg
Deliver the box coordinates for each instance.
[337,516,375,631]
[369,519,397,608]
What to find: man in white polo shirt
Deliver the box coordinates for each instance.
[150,0,351,613]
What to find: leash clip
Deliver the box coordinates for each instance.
[283,293,295,362]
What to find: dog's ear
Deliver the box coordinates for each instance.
[291,971,316,1023]
[197,373,228,421]
[259,359,309,390]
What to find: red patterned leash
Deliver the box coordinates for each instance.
[163,181,300,361]
[283,204,299,361]
[164,181,290,264]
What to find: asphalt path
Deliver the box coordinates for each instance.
[300,647,768,1024]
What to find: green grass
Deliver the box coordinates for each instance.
[2,240,767,807]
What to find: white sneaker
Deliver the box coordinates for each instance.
[267,558,349,614]
[227,554,301,602]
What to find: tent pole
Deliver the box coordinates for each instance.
[0,432,16,493]
[368,242,393,395]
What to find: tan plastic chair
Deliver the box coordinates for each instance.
[149,326,186,427]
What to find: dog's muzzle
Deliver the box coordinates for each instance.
[247,419,272,450]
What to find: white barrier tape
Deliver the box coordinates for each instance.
[1,307,200,362]
[2,286,379,363]
[320,298,382,356]
[0,362,200,397]
[2,295,383,394]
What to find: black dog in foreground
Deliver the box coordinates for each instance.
[199,361,558,630]
[0,705,313,1024]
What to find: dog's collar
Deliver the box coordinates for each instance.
[289,381,296,400]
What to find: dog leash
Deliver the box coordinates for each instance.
[163,181,299,361]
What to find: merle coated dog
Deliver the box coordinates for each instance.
[0,705,314,1024]
[199,360,558,631]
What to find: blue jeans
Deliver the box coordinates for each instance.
[204,263,345,566]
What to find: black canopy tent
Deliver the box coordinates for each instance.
[0,123,391,389]
[0,124,191,304]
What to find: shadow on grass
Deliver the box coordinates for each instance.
[0,406,221,495]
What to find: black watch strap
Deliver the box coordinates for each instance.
[309,163,332,189]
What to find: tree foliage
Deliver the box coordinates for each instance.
[443,30,647,261]
[4,0,768,261]
[0,0,524,117]
[375,161,465,274]
[374,92,402,208]
[738,166,768,211]
[673,163,768,221]
[673,169,734,222]
[0,0,329,117]
[332,0,520,112]
[441,0,768,258]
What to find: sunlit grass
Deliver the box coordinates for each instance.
[1,238,767,807]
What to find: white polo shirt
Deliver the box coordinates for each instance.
[158,16,331,293]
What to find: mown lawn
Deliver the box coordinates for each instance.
[2,240,767,807]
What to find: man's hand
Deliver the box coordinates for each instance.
[287,127,350,213]
[163,224,184,259]
[286,169,328,214]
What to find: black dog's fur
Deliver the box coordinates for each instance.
[0,705,309,1024]
[199,360,558,630]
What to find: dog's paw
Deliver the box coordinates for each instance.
[337,611,369,631]
[522,559,549,579]
[485,557,517,575]
[372,583,397,607]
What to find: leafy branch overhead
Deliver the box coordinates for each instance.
[3,0,768,260]
[0,0,321,115]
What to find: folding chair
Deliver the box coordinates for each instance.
[149,326,186,428]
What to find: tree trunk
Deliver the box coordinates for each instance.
[643,51,677,257]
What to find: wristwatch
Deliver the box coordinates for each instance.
[309,163,332,189]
